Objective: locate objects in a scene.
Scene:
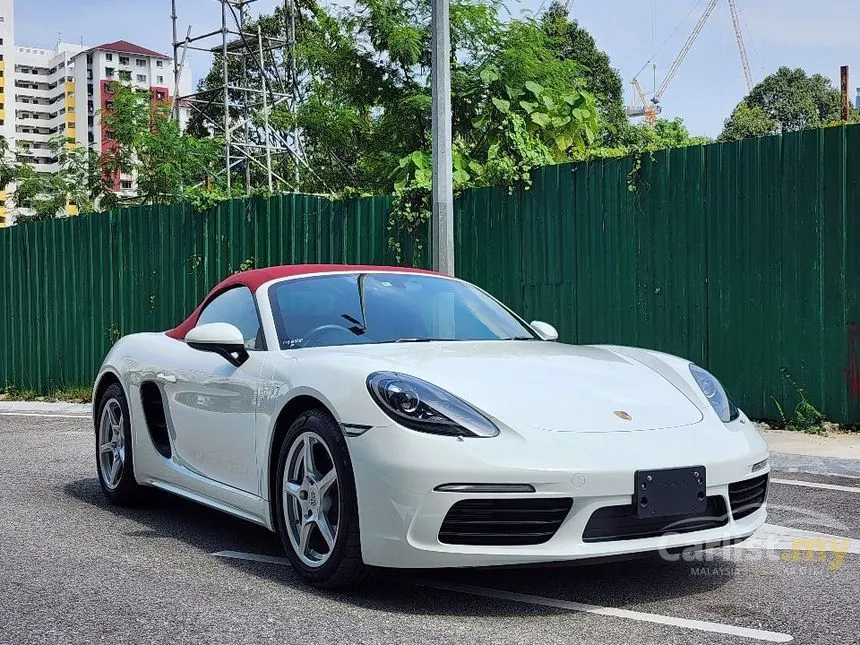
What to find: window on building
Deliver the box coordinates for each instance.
[136,74,146,83]
[155,90,166,100]
[136,59,146,67]
[157,75,164,84]
[105,67,115,78]
[121,180,133,190]
[105,53,113,61]
[119,56,129,65]
[156,60,163,68]
[118,70,131,81]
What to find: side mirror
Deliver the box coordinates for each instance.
[186,323,249,366]
[530,320,559,341]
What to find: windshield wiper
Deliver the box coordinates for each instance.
[393,337,438,343]
[502,336,539,341]
[340,274,369,336]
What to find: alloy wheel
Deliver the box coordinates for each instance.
[283,431,341,568]
[98,399,126,490]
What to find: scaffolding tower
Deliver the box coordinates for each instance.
[170,0,303,194]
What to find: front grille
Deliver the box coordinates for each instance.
[582,496,729,543]
[438,497,573,546]
[728,474,768,520]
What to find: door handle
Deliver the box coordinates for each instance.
[156,372,177,384]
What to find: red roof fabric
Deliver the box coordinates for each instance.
[94,40,170,59]
[166,264,439,340]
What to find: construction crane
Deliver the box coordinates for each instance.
[628,76,661,124]
[628,0,756,123]
[727,0,754,91]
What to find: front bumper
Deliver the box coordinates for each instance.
[348,418,769,568]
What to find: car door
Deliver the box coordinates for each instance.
[160,286,266,495]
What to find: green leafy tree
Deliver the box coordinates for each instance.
[719,66,858,141]
[1,137,109,222]
[718,101,777,142]
[101,83,224,206]
[540,1,627,146]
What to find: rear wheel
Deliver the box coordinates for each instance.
[96,383,144,505]
[274,409,367,588]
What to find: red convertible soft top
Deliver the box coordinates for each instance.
[166,264,438,340]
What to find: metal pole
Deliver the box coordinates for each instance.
[258,25,274,193]
[171,0,181,122]
[286,0,299,188]
[241,2,251,195]
[222,0,231,191]
[841,65,850,122]
[431,0,455,275]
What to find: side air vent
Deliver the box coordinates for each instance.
[438,497,573,546]
[582,496,729,543]
[728,474,768,520]
[140,382,172,458]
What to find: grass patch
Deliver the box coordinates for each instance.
[46,385,93,403]
[770,368,826,434]
[1,384,92,403]
[1,384,38,401]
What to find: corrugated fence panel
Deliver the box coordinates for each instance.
[1,124,859,421]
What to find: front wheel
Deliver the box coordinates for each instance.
[274,409,368,588]
[96,383,145,505]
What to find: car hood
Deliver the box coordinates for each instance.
[314,341,703,433]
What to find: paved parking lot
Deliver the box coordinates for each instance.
[1,414,858,645]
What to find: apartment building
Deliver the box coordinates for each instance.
[77,40,190,197]
[0,0,12,226]
[0,0,190,226]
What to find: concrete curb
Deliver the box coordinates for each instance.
[0,401,92,417]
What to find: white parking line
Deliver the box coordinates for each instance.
[212,550,793,642]
[771,478,860,494]
[0,412,90,419]
[732,524,859,554]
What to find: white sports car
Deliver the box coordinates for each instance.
[93,264,769,587]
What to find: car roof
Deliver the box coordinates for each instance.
[166,264,439,340]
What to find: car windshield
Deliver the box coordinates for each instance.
[268,273,537,349]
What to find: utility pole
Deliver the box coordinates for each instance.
[841,65,850,122]
[431,0,455,276]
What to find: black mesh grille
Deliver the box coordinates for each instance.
[582,496,729,543]
[438,498,573,546]
[728,474,768,520]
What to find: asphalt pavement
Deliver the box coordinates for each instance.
[0,413,858,645]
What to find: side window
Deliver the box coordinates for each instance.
[196,287,264,350]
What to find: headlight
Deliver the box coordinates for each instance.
[689,364,740,423]
[366,372,500,438]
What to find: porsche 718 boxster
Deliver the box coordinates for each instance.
[93,264,769,587]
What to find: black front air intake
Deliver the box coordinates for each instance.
[728,474,768,520]
[438,497,573,546]
[582,496,729,543]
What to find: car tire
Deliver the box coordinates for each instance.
[274,408,368,588]
[96,383,144,505]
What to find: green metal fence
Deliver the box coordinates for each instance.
[2,125,859,422]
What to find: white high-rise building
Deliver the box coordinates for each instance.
[0,0,191,226]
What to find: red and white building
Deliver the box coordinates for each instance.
[73,40,192,197]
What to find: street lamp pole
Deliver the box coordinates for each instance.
[431,0,455,275]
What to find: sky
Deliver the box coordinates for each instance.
[12,0,860,137]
